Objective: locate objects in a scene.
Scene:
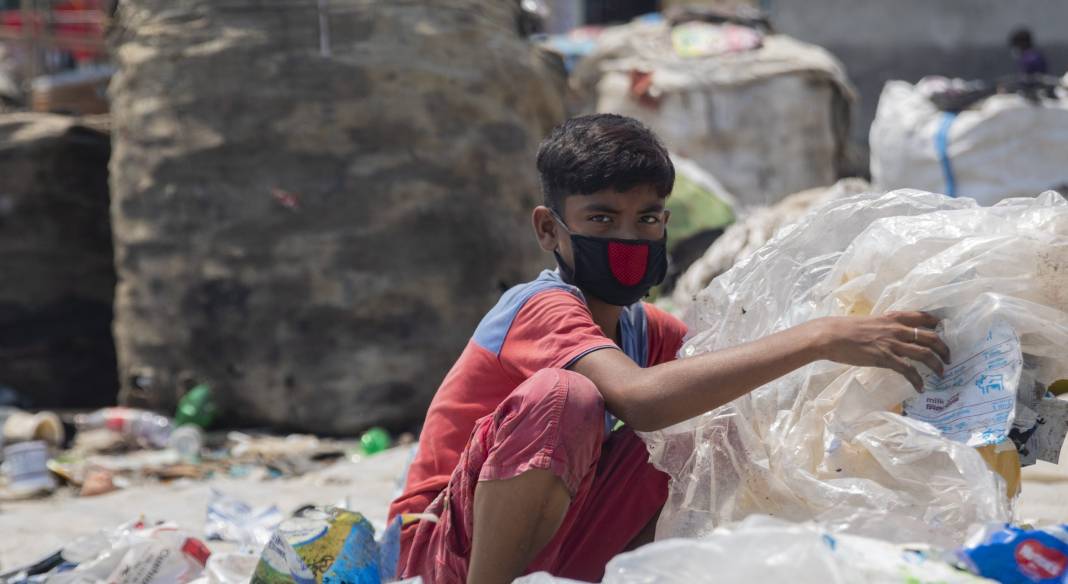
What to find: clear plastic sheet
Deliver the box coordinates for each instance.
[643,190,1068,546]
[517,516,992,584]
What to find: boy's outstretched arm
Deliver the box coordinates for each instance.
[571,311,951,432]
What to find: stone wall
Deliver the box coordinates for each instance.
[109,0,564,433]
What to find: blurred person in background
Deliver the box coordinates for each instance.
[1008,27,1049,76]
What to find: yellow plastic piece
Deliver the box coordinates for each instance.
[975,441,1022,503]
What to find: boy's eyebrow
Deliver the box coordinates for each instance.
[639,203,665,213]
[579,202,622,213]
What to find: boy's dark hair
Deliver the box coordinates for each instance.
[536,114,675,212]
[1009,28,1034,50]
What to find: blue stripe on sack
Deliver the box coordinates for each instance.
[935,111,959,197]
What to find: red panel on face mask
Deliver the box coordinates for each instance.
[607,241,649,286]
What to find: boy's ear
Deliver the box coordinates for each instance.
[532,206,559,252]
[663,208,671,226]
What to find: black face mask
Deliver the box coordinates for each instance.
[552,214,668,306]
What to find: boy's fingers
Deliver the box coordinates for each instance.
[897,326,951,363]
[884,354,924,391]
[917,329,952,363]
[889,311,940,329]
[895,342,945,377]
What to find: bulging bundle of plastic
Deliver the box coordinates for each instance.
[643,190,1068,547]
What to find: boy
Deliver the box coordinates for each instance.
[388,114,949,584]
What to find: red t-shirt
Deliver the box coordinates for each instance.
[389,270,687,521]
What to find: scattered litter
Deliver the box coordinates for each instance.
[169,425,205,463]
[8,520,211,584]
[175,384,218,430]
[359,427,392,456]
[252,506,380,584]
[960,523,1068,583]
[204,551,260,584]
[1,409,65,447]
[1,440,56,498]
[205,490,284,549]
[74,408,174,449]
[80,467,118,497]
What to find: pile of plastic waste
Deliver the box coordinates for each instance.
[0,381,398,501]
[644,190,1068,547]
[1,503,421,584]
[670,177,871,307]
[520,516,1068,583]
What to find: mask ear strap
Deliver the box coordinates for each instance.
[549,209,572,256]
[549,209,571,233]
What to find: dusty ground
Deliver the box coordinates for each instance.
[2,442,1067,572]
[0,446,410,570]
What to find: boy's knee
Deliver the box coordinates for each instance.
[523,368,605,434]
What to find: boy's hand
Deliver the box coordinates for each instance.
[811,311,951,391]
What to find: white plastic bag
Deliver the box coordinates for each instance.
[517,516,992,583]
[644,190,1068,546]
[47,522,209,584]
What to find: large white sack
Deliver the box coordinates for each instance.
[871,80,1068,205]
[574,20,855,208]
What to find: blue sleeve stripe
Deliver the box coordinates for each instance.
[471,270,581,356]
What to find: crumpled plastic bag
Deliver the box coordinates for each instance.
[44,521,210,584]
[643,190,1068,546]
[517,516,992,584]
[205,490,283,549]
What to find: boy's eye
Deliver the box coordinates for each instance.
[639,215,661,224]
[588,215,611,223]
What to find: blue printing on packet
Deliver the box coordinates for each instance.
[935,111,959,198]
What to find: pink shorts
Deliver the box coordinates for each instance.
[398,368,668,583]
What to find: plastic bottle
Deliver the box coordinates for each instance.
[359,427,392,456]
[168,425,204,462]
[175,383,218,429]
[74,407,173,449]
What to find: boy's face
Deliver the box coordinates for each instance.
[533,184,669,272]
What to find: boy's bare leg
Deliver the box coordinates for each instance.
[467,469,571,584]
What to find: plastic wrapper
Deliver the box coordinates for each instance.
[205,490,283,549]
[959,523,1068,583]
[44,521,210,584]
[643,190,1068,546]
[517,516,992,583]
[251,507,380,584]
[204,552,260,584]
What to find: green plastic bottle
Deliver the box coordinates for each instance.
[360,427,392,455]
[175,383,218,429]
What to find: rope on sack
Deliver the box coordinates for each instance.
[935,111,959,197]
